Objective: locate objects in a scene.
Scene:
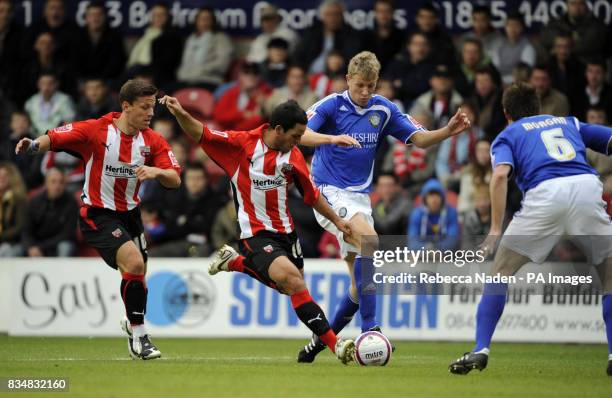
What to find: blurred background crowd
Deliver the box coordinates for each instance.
[0,0,611,260]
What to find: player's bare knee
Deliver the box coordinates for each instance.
[123,258,145,275]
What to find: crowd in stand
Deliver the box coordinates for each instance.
[0,0,611,259]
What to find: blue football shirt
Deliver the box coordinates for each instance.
[491,115,612,192]
[307,91,425,192]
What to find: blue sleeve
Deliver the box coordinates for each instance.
[385,103,427,144]
[491,132,515,170]
[578,121,612,155]
[306,96,336,133]
[437,207,460,251]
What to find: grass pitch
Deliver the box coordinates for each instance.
[0,336,610,397]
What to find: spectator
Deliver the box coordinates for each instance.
[75,78,118,120]
[409,64,463,130]
[22,0,78,63]
[408,2,455,66]
[140,201,167,245]
[529,64,570,116]
[490,12,536,85]
[151,118,176,141]
[126,2,182,87]
[383,112,436,197]
[0,0,23,103]
[470,66,507,140]
[372,172,411,235]
[585,107,612,175]
[586,106,609,125]
[0,92,16,142]
[384,32,436,108]
[318,231,341,258]
[572,59,612,121]
[247,3,298,63]
[265,65,318,117]
[407,178,459,251]
[210,195,238,251]
[20,32,75,105]
[455,37,494,97]
[539,0,608,63]
[460,5,503,61]
[0,161,26,257]
[24,71,76,136]
[0,111,36,185]
[176,7,233,90]
[22,167,77,257]
[150,163,224,257]
[74,1,126,82]
[213,62,272,131]
[365,0,404,71]
[435,101,484,189]
[260,38,290,88]
[457,138,491,214]
[549,34,585,99]
[461,184,491,249]
[309,49,346,98]
[329,75,348,93]
[512,61,532,85]
[293,0,364,73]
[375,78,404,113]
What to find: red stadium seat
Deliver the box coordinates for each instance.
[172,88,216,122]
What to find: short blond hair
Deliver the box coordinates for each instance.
[347,51,380,81]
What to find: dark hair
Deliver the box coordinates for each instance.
[118,79,158,104]
[463,37,483,52]
[586,57,607,71]
[184,162,207,175]
[502,83,540,121]
[531,63,552,77]
[38,70,58,80]
[375,0,395,8]
[472,5,491,17]
[195,7,217,32]
[376,172,398,184]
[506,11,525,24]
[269,100,307,132]
[267,37,289,50]
[417,2,439,16]
[86,1,105,12]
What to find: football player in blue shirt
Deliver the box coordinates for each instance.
[296,51,471,362]
[449,83,612,376]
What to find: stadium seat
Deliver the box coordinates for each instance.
[172,87,215,122]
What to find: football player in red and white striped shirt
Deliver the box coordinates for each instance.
[16,80,182,360]
[160,95,357,364]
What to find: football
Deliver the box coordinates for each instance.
[354,331,392,366]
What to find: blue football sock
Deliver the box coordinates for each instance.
[474,283,508,353]
[355,256,377,331]
[603,295,612,355]
[329,291,359,334]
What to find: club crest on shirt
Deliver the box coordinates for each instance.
[280,163,293,174]
[369,114,381,127]
[263,244,274,253]
[139,145,151,156]
[112,228,123,238]
[54,123,73,133]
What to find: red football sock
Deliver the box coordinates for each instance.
[228,255,246,272]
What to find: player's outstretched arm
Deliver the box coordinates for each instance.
[15,135,51,156]
[410,108,471,148]
[159,95,204,142]
[300,128,361,148]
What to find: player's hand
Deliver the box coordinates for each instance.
[134,165,160,181]
[446,107,471,137]
[479,233,501,258]
[331,134,361,148]
[158,95,184,116]
[15,138,34,155]
[335,219,352,239]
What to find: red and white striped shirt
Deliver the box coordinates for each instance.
[48,112,181,211]
[200,124,319,239]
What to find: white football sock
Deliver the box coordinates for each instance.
[131,324,147,339]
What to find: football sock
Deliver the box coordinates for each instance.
[291,289,337,352]
[121,272,147,326]
[228,256,245,272]
[131,324,147,339]
[330,291,359,334]
[603,294,612,355]
[355,256,377,331]
[474,283,508,352]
